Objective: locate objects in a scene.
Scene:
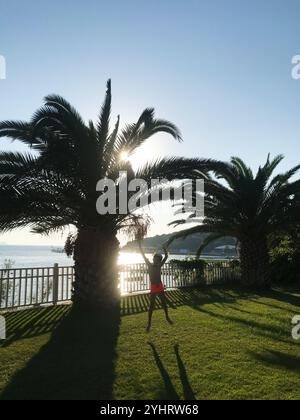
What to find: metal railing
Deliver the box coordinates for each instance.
[0,265,74,310]
[0,261,239,311]
[119,263,205,295]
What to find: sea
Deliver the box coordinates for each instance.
[0,245,227,269]
[0,245,190,269]
[0,245,72,268]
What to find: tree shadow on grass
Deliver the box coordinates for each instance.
[249,349,300,373]
[245,288,300,313]
[0,306,120,400]
[121,287,241,317]
[148,342,196,400]
[192,305,297,346]
[1,305,71,347]
[265,289,300,308]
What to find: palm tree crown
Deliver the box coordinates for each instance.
[169,155,300,287]
[0,80,211,308]
[0,81,184,234]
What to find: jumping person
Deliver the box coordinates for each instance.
[138,239,173,332]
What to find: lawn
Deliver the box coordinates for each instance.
[0,287,300,400]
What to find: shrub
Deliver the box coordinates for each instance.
[270,235,300,284]
[169,258,207,286]
[169,258,207,271]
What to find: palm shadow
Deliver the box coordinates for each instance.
[245,288,300,312]
[148,342,196,400]
[193,305,297,346]
[1,305,71,347]
[0,306,120,400]
[263,289,300,308]
[121,287,241,317]
[249,349,300,373]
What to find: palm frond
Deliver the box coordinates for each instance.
[103,115,120,172]
[231,157,254,179]
[0,120,41,148]
[44,94,85,128]
[196,233,226,257]
[113,108,182,159]
[135,157,214,181]
[97,79,112,149]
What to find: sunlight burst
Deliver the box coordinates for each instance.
[120,151,130,162]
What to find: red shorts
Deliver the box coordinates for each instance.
[150,282,165,294]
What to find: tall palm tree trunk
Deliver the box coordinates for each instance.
[72,229,120,310]
[239,236,271,289]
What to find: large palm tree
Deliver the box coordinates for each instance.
[168,156,300,288]
[0,80,211,310]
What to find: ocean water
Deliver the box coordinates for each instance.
[0,245,72,268]
[0,245,192,269]
[0,245,227,269]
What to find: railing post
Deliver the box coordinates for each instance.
[53,264,59,305]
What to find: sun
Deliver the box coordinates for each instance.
[120,151,130,162]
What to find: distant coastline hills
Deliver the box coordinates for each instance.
[123,232,237,257]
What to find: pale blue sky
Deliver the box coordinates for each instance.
[1,0,300,244]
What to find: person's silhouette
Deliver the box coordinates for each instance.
[139,240,173,332]
[174,344,196,400]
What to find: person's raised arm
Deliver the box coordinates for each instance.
[138,239,151,265]
[161,246,169,265]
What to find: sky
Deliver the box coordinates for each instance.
[1,0,300,245]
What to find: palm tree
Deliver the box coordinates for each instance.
[0,80,211,310]
[168,156,300,288]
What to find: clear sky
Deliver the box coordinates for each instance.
[1,0,300,245]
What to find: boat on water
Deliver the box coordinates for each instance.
[51,247,65,254]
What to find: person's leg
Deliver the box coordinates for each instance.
[159,292,173,325]
[147,294,156,332]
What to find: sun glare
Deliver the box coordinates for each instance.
[120,151,129,162]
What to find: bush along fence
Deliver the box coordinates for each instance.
[0,260,240,311]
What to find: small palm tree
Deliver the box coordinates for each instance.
[168,156,300,288]
[0,80,210,309]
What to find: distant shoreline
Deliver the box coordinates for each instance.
[121,249,236,259]
[0,244,64,247]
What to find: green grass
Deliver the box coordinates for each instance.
[0,287,300,400]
